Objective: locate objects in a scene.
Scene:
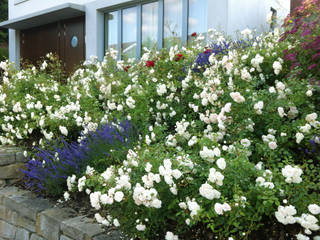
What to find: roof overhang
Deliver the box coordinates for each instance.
[0,3,85,30]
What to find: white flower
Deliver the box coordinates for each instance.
[63,192,70,201]
[305,113,317,122]
[269,86,276,93]
[241,138,251,148]
[59,126,68,136]
[216,158,226,170]
[254,101,264,114]
[300,124,311,133]
[156,84,167,96]
[278,107,286,118]
[273,61,282,75]
[306,90,313,97]
[113,218,120,227]
[281,165,303,184]
[136,224,146,231]
[230,92,245,103]
[187,200,200,218]
[275,205,297,225]
[199,183,220,200]
[126,97,136,109]
[165,231,179,240]
[296,233,310,240]
[268,141,277,150]
[296,132,304,144]
[90,191,101,210]
[208,168,224,186]
[276,82,285,91]
[214,203,224,215]
[114,191,124,202]
[308,204,320,215]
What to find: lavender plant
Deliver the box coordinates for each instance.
[22,120,138,196]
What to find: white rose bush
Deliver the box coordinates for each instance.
[1,16,320,240]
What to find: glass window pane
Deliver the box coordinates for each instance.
[122,7,137,59]
[142,2,158,51]
[105,11,118,51]
[164,0,182,48]
[188,0,207,41]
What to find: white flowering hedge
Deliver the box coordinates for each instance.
[1,29,320,239]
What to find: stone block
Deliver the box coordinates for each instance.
[0,204,35,232]
[93,231,126,240]
[30,234,45,240]
[15,151,27,163]
[0,180,5,188]
[60,235,73,240]
[0,163,26,179]
[0,186,24,201]
[0,150,16,166]
[36,207,77,240]
[15,228,30,240]
[61,216,104,240]
[3,191,53,221]
[0,220,17,239]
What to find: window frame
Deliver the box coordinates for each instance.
[104,0,198,59]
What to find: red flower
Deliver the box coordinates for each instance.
[191,32,197,37]
[175,54,183,61]
[146,61,155,67]
[123,65,131,72]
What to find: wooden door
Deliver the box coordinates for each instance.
[20,16,85,74]
[61,16,85,73]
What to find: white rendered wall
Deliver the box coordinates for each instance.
[8,0,95,19]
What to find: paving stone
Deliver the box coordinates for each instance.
[0,220,17,239]
[61,216,104,240]
[59,235,73,240]
[30,234,45,240]
[3,191,53,221]
[15,228,30,240]
[0,163,26,179]
[36,207,77,240]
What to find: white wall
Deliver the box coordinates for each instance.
[9,0,95,19]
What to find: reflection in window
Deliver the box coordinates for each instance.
[105,11,118,51]
[188,0,207,42]
[122,7,137,59]
[164,0,182,48]
[142,2,158,51]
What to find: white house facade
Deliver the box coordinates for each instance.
[0,0,291,71]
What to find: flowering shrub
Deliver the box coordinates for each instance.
[53,29,320,239]
[0,53,103,148]
[22,120,138,196]
[281,0,320,82]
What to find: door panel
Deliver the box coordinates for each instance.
[63,16,85,73]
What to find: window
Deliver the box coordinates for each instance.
[188,0,207,41]
[104,11,118,51]
[122,7,137,59]
[104,0,208,58]
[142,2,159,51]
[164,0,182,48]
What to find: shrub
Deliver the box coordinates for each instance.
[22,120,138,197]
[61,29,319,239]
[0,53,103,148]
[281,0,320,82]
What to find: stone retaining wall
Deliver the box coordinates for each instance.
[0,186,122,240]
[0,146,27,187]
[0,146,123,240]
